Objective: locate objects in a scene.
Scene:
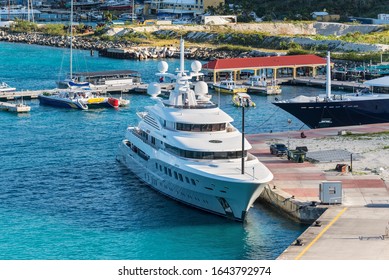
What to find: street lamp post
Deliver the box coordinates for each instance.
[241,97,250,174]
[287,119,292,149]
[241,104,245,174]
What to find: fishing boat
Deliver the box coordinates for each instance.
[116,39,273,221]
[213,78,247,94]
[0,82,16,92]
[232,92,256,107]
[273,52,389,128]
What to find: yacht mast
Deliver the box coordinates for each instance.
[132,0,134,20]
[326,51,331,99]
[70,0,73,80]
[27,0,30,21]
[179,38,184,74]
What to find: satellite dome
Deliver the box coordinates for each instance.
[194,81,208,95]
[158,61,169,73]
[191,60,202,72]
[147,82,161,97]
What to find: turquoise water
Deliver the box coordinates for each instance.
[0,42,321,260]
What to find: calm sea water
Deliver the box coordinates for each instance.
[0,41,336,260]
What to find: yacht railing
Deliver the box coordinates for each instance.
[162,102,218,109]
[130,128,158,149]
[235,153,260,180]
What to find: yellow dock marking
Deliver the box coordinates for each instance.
[295,207,348,260]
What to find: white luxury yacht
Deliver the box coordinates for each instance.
[116,39,273,221]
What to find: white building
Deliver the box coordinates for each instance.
[311,11,329,19]
[144,0,224,18]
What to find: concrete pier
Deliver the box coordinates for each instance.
[248,123,389,259]
[0,83,171,101]
[0,101,30,113]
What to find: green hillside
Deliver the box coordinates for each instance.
[226,0,388,21]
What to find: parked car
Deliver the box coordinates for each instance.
[270,143,288,156]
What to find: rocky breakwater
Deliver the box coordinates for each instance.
[0,31,136,52]
[0,30,281,60]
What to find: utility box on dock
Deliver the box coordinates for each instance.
[319,181,342,204]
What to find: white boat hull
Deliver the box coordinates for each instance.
[117,140,267,221]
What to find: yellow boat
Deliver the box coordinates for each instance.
[87,97,106,104]
[232,92,256,107]
[213,78,247,94]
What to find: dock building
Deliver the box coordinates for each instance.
[144,0,224,17]
[202,54,329,83]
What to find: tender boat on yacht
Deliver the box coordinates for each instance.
[116,39,273,221]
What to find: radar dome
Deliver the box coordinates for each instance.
[158,61,169,73]
[191,60,202,72]
[147,82,161,97]
[194,81,208,95]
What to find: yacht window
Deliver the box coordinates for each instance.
[168,169,172,177]
[192,124,201,132]
[165,144,246,159]
[174,171,178,180]
[178,174,183,182]
[155,163,158,169]
[191,179,196,186]
[176,122,227,132]
[137,149,149,161]
[185,177,190,183]
[164,167,168,174]
[159,165,162,172]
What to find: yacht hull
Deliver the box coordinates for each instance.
[273,98,389,128]
[38,95,87,110]
[117,141,267,221]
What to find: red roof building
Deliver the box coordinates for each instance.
[202,54,329,83]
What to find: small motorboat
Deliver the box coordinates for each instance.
[0,82,16,92]
[213,78,247,94]
[232,92,256,107]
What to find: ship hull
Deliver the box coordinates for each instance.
[38,95,87,110]
[273,98,389,128]
[116,140,267,221]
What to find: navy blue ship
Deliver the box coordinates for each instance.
[273,53,389,128]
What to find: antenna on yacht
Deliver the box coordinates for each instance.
[179,38,185,75]
[326,51,331,100]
